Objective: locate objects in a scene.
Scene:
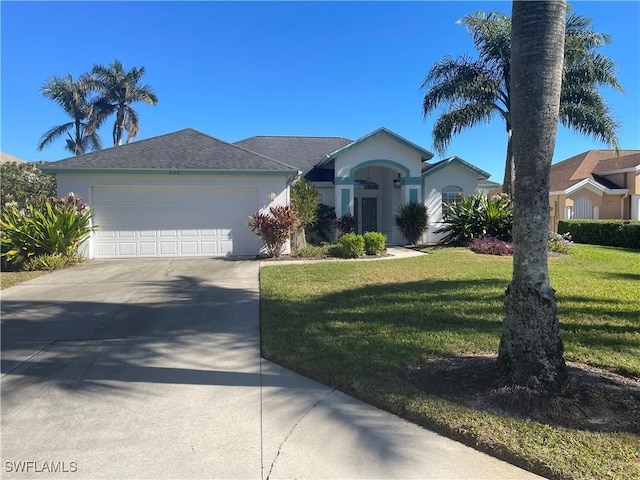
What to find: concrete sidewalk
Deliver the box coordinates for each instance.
[1,258,541,479]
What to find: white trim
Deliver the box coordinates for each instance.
[563,178,629,196]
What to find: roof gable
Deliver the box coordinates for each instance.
[43,129,298,173]
[422,156,490,179]
[319,127,434,166]
[550,150,640,192]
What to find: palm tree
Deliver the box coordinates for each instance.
[498,0,567,392]
[37,74,101,156]
[89,60,158,146]
[422,8,621,196]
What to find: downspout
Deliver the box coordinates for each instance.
[621,193,629,219]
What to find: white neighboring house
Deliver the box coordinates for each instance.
[43,127,490,258]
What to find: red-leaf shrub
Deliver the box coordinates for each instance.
[469,236,513,256]
[334,214,356,236]
[248,205,300,257]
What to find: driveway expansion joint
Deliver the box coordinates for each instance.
[1,340,57,378]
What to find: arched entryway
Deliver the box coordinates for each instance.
[345,160,421,243]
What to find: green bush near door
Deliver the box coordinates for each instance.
[363,232,387,255]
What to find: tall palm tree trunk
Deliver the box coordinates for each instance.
[498,0,568,392]
[502,129,514,197]
[114,109,125,146]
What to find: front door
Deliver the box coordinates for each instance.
[359,197,377,233]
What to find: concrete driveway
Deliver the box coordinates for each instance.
[1,259,541,479]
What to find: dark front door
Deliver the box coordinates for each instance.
[360,197,377,233]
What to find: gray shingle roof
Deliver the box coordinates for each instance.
[234,136,352,175]
[43,129,298,172]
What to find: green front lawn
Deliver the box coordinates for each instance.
[260,245,640,480]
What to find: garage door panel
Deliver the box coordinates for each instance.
[220,241,233,255]
[139,243,157,255]
[118,230,136,238]
[97,243,117,257]
[92,186,259,258]
[118,243,137,256]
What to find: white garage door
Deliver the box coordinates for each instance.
[92,186,259,258]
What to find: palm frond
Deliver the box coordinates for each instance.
[432,102,496,154]
[564,54,623,92]
[37,122,74,151]
[459,11,511,68]
[559,103,620,148]
[422,56,504,115]
[565,13,612,50]
[89,60,158,146]
[124,107,140,143]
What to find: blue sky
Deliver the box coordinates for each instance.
[1,1,638,182]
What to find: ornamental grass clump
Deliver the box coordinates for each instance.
[394,202,428,245]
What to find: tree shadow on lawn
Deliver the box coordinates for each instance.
[409,355,640,436]
[593,271,640,282]
[262,276,640,436]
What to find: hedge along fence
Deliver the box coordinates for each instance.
[557,220,640,249]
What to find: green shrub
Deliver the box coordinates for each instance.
[548,232,574,254]
[363,231,387,256]
[394,203,428,245]
[558,220,640,249]
[437,194,513,245]
[1,195,94,269]
[295,244,329,258]
[248,205,300,258]
[336,232,365,258]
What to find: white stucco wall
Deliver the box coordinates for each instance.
[423,163,482,244]
[55,172,290,257]
[331,134,426,244]
[334,135,424,179]
[317,186,335,208]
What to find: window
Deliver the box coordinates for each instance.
[442,185,462,218]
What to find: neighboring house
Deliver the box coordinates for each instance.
[0,152,27,164]
[549,150,640,231]
[477,179,503,196]
[43,127,490,258]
